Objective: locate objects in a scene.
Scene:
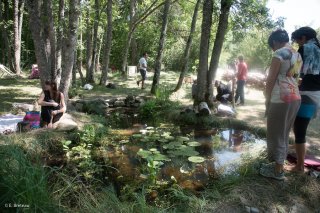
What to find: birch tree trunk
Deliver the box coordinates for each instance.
[88,0,100,82]
[59,0,81,100]
[150,0,171,94]
[173,0,201,92]
[85,7,94,83]
[56,0,65,84]
[72,48,77,87]
[1,0,14,71]
[77,14,85,86]
[95,34,102,73]
[13,0,24,75]
[100,0,113,85]
[195,0,213,104]
[207,0,233,106]
[121,0,136,75]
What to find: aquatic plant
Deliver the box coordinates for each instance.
[188,156,205,163]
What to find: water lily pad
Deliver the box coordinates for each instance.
[158,138,169,143]
[177,136,190,142]
[119,140,129,144]
[139,129,148,134]
[137,149,171,161]
[162,131,171,137]
[162,141,183,150]
[164,135,175,140]
[168,146,199,157]
[187,141,201,147]
[153,153,171,161]
[188,156,205,163]
[132,134,142,139]
[137,149,151,158]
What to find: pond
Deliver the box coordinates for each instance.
[101,122,266,193]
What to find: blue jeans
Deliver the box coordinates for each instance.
[235,80,245,104]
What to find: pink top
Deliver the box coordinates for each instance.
[237,62,248,81]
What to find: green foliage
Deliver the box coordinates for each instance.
[154,84,171,101]
[0,144,60,212]
[62,125,107,180]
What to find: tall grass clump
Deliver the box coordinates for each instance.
[139,85,181,125]
[0,144,60,212]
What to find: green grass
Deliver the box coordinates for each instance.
[0,143,61,212]
[0,78,40,114]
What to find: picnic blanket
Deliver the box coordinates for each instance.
[0,114,24,134]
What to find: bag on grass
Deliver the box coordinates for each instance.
[18,111,41,131]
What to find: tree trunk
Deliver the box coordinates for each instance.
[100,0,113,85]
[56,0,65,84]
[85,7,94,83]
[26,0,55,86]
[131,38,138,65]
[1,0,14,71]
[95,34,102,73]
[121,0,136,75]
[206,0,233,106]
[13,0,23,75]
[59,0,81,100]
[195,0,213,104]
[43,0,56,81]
[150,0,171,94]
[88,0,100,81]
[77,14,85,86]
[173,0,201,92]
[72,47,77,87]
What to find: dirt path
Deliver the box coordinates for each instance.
[236,87,320,154]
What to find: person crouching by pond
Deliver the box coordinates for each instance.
[261,29,302,180]
[38,81,66,128]
[215,80,232,104]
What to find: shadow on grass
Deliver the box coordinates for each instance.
[0,89,38,114]
[0,78,40,87]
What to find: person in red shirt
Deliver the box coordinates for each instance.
[234,56,248,105]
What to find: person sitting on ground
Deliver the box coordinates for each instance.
[137,52,148,89]
[38,81,66,128]
[215,80,232,104]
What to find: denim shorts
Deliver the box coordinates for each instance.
[140,69,146,80]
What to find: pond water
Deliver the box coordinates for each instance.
[102,123,266,192]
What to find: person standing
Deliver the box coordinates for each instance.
[291,27,320,172]
[260,29,302,180]
[137,52,148,89]
[234,56,248,105]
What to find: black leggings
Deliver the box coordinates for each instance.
[293,116,311,144]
